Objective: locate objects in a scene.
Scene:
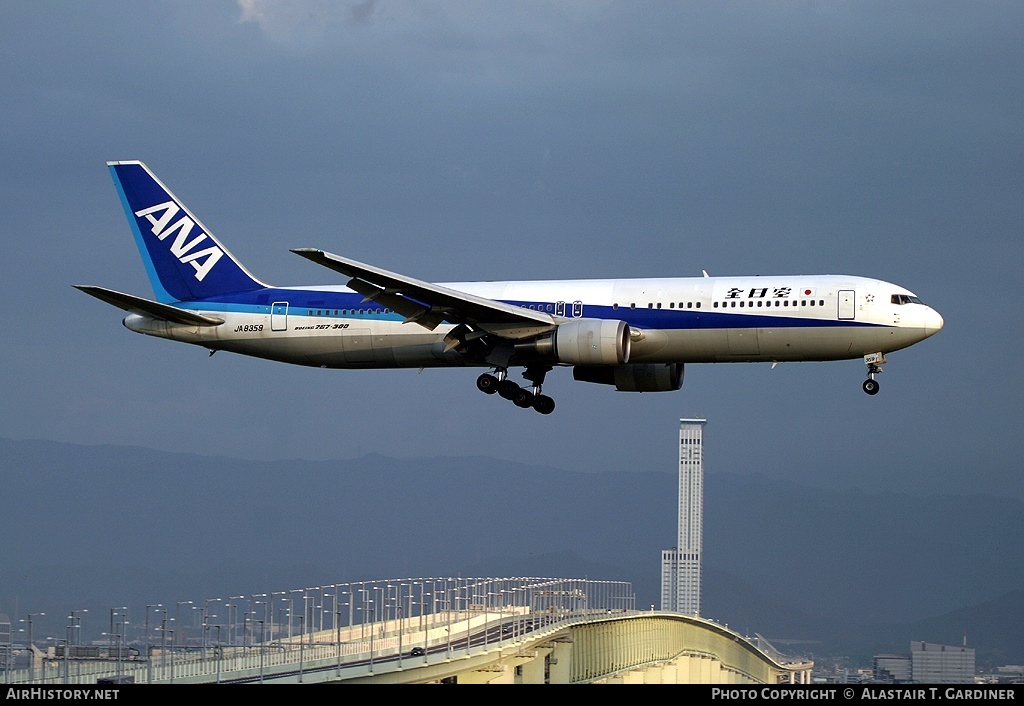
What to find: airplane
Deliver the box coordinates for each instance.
[76,160,944,415]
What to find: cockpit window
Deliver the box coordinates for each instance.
[891,294,924,305]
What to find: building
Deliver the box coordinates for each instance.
[0,613,13,676]
[873,642,976,683]
[659,548,681,611]
[873,653,912,683]
[661,418,707,615]
[911,641,975,684]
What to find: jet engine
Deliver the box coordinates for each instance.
[573,363,684,392]
[515,319,630,365]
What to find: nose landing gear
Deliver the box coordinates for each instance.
[476,366,556,414]
[862,352,885,395]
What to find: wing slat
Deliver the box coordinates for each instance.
[291,248,556,337]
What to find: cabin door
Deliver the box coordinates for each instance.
[838,290,856,320]
[271,302,289,331]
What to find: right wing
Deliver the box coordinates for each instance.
[291,248,557,340]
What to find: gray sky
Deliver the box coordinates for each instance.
[2,1,1021,498]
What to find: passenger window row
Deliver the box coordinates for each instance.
[307,308,389,316]
[713,299,824,309]
[612,302,703,310]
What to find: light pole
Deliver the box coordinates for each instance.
[256,619,265,684]
[335,596,346,677]
[315,589,324,635]
[69,609,86,648]
[418,581,426,634]
[201,609,209,664]
[500,589,510,640]
[321,587,334,636]
[201,598,218,663]
[403,583,413,647]
[189,604,200,651]
[397,583,406,668]
[446,584,453,660]
[485,589,495,649]
[346,583,355,635]
[288,589,302,641]
[242,610,251,652]
[212,625,222,684]
[302,589,312,647]
[174,601,192,648]
[57,635,69,685]
[462,582,471,655]
[299,590,307,643]
[331,584,339,635]
[68,609,86,683]
[107,607,126,654]
[378,585,386,635]
[250,599,265,654]
[250,594,266,632]
[270,591,286,646]
[420,588,430,658]
[158,613,170,669]
[7,627,25,681]
[167,629,175,684]
[368,601,375,673]
[26,613,44,683]
[298,615,305,683]
[63,617,81,684]
[100,626,125,681]
[116,618,128,679]
[358,587,369,643]
[145,604,161,683]
[278,608,290,649]
[2,631,8,683]
[227,596,244,646]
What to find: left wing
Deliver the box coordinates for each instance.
[74,285,225,326]
[291,248,556,340]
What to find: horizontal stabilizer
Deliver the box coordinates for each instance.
[73,285,224,326]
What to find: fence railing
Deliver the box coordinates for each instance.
[3,577,636,684]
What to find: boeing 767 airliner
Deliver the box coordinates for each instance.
[77,161,943,414]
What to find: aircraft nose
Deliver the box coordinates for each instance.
[923,307,944,337]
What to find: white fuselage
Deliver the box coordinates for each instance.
[123,273,943,369]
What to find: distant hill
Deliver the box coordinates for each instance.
[1,438,1020,666]
[817,589,1024,668]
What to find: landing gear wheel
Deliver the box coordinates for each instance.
[512,388,535,408]
[498,379,520,400]
[476,373,499,394]
[479,365,558,414]
[532,395,556,415]
[862,354,885,397]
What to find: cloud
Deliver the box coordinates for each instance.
[237,0,378,45]
[233,1,617,50]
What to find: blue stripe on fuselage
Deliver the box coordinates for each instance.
[172,290,881,330]
[567,303,879,329]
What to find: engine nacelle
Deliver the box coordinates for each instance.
[517,319,631,365]
[573,363,684,392]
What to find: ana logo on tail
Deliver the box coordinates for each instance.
[134,201,224,282]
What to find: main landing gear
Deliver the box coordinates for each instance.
[862,352,885,395]
[476,366,556,414]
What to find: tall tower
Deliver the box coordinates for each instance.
[660,418,706,615]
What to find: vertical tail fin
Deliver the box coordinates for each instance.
[108,161,266,303]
